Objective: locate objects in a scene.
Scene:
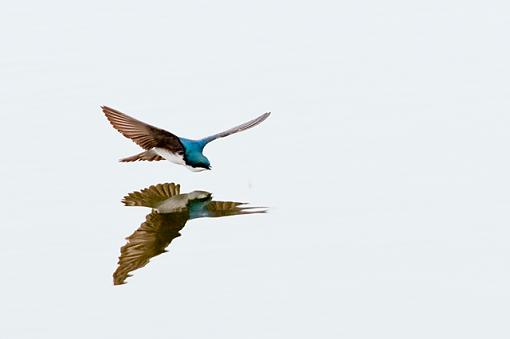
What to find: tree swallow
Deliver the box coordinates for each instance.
[102,106,271,171]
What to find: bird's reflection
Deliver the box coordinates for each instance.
[113,183,266,285]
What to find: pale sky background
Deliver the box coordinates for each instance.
[1,1,510,338]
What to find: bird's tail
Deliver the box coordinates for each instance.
[119,150,164,162]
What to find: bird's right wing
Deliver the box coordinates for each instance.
[113,211,189,285]
[122,183,181,208]
[102,106,184,153]
[201,112,271,144]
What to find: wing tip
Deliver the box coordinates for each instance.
[256,111,271,124]
[101,105,117,115]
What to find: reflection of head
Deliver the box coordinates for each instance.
[113,183,266,285]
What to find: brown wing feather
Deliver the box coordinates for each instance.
[206,201,267,217]
[101,106,184,153]
[113,211,188,285]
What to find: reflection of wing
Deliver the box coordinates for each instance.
[113,211,188,285]
[122,183,181,208]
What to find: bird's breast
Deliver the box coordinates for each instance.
[185,165,207,172]
[153,147,185,165]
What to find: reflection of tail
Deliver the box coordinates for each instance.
[120,150,165,162]
[122,183,181,208]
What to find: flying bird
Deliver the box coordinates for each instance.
[101,106,271,171]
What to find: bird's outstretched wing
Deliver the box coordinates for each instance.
[113,211,189,285]
[102,106,184,153]
[201,112,271,144]
[187,199,267,219]
[122,183,181,208]
[206,201,267,217]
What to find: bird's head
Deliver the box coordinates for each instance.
[188,154,211,171]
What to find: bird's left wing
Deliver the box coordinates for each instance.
[204,201,267,217]
[102,106,184,153]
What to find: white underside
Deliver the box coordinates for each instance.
[153,147,207,172]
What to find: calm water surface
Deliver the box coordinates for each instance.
[2,1,510,338]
